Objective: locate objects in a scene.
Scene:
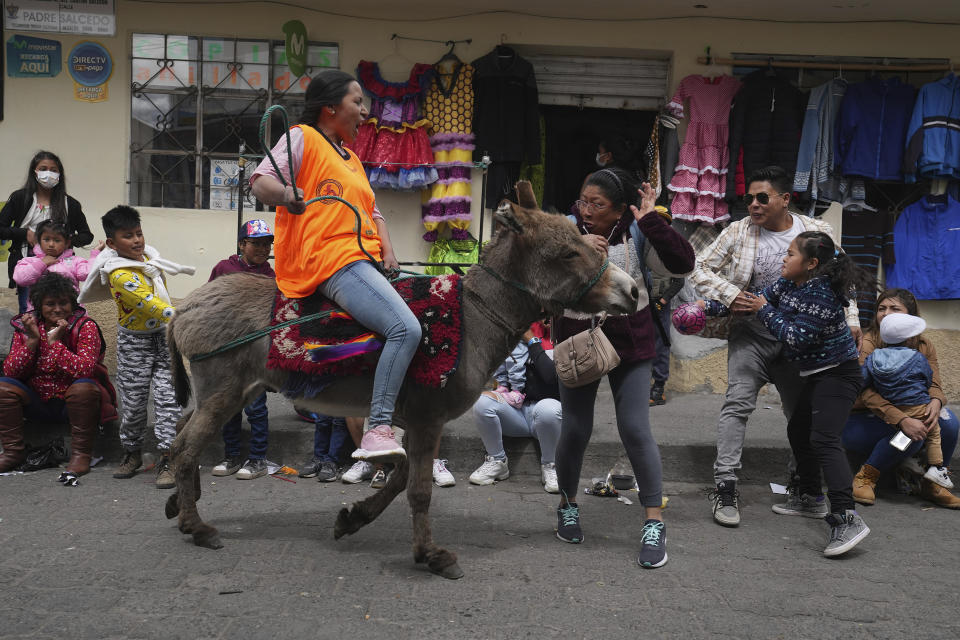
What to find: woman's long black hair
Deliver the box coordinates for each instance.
[794,231,875,306]
[580,166,639,245]
[22,151,68,225]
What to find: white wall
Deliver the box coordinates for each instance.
[1,3,958,321]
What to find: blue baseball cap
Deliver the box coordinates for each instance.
[239,219,273,241]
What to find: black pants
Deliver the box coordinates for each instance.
[787,359,862,514]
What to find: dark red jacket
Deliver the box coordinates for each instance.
[208,254,276,282]
[556,212,694,364]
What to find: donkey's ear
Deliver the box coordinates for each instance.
[494,200,524,234]
[514,180,538,209]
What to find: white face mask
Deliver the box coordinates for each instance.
[595,153,608,167]
[36,170,60,189]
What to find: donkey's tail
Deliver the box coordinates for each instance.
[167,315,192,407]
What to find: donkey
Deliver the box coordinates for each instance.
[165,183,639,579]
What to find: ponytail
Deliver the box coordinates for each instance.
[794,231,875,306]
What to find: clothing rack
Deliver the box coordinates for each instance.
[390,34,473,47]
[697,55,956,73]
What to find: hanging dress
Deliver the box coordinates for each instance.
[420,61,475,241]
[349,61,438,190]
[666,74,741,225]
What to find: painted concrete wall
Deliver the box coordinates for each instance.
[1,3,958,336]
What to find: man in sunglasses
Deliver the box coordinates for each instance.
[688,165,861,528]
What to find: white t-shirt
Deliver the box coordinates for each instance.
[21,194,51,233]
[750,214,803,294]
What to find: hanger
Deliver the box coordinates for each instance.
[436,41,462,66]
[379,36,415,76]
[835,62,844,81]
[765,57,776,77]
[496,44,515,59]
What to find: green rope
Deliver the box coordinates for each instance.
[190,309,334,363]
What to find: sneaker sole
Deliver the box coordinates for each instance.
[352,447,406,462]
[771,505,828,518]
[316,475,338,483]
[211,468,240,477]
[713,514,740,527]
[156,480,175,489]
[543,485,560,494]
[341,476,372,484]
[469,474,509,486]
[556,531,583,544]
[823,524,871,557]
[112,471,139,479]
[236,471,268,480]
[638,551,668,569]
[434,479,456,487]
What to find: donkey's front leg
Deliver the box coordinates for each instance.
[406,424,463,579]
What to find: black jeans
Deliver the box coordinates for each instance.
[787,359,862,514]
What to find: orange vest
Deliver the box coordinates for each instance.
[273,124,381,298]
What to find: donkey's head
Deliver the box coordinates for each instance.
[480,182,639,316]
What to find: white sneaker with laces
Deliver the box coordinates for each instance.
[433,459,456,487]
[469,456,510,485]
[341,460,375,484]
[924,465,954,489]
[541,462,559,493]
[351,425,406,461]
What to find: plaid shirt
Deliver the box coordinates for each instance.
[688,213,860,327]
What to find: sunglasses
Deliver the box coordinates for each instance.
[743,192,785,206]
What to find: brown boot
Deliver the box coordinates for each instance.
[0,382,29,473]
[113,450,142,479]
[64,383,101,475]
[852,464,880,505]
[921,478,960,509]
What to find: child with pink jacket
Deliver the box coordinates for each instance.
[13,219,102,306]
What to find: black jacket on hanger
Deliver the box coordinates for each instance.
[726,69,805,202]
[471,46,541,164]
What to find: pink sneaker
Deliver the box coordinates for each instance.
[351,425,406,462]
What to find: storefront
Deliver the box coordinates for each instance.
[2,1,959,391]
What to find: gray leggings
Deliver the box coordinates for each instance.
[556,360,663,507]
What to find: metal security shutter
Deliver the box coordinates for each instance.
[526,54,669,111]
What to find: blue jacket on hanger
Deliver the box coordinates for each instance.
[835,76,916,181]
[903,74,960,182]
[885,195,960,300]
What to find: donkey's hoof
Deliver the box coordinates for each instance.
[164,494,180,520]
[334,507,360,539]
[431,562,464,580]
[193,525,223,550]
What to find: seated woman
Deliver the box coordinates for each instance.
[843,288,960,508]
[0,273,109,475]
[469,324,561,493]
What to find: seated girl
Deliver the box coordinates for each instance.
[0,273,115,476]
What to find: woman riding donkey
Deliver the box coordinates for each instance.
[251,69,416,462]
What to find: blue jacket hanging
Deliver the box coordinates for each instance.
[835,76,916,181]
[903,74,960,182]
[885,195,960,300]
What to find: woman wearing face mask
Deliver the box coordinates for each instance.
[595,136,645,182]
[0,151,94,313]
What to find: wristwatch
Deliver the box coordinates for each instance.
[527,337,541,347]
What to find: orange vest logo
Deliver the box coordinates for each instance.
[315,179,343,205]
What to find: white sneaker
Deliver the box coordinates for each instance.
[541,462,559,493]
[341,460,375,484]
[433,459,456,487]
[469,456,509,485]
[924,465,954,489]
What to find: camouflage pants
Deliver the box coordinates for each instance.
[116,330,180,452]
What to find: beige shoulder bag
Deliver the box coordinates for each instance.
[553,312,621,388]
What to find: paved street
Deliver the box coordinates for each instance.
[1,460,957,639]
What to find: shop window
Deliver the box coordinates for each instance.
[130,33,339,209]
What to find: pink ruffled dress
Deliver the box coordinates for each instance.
[666,75,741,225]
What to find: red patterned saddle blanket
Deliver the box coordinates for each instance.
[267,274,462,389]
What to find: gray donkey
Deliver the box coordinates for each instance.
[165,183,639,579]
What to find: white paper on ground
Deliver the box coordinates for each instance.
[769,482,788,495]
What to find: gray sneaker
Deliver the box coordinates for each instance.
[823,510,870,557]
[710,480,740,527]
[772,488,828,518]
[316,461,339,483]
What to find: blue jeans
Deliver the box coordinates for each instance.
[0,376,97,422]
[222,392,269,459]
[311,414,349,462]
[651,304,671,384]
[472,394,562,464]
[17,286,29,314]
[843,407,960,472]
[318,260,421,427]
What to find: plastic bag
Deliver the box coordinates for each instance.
[18,437,68,471]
